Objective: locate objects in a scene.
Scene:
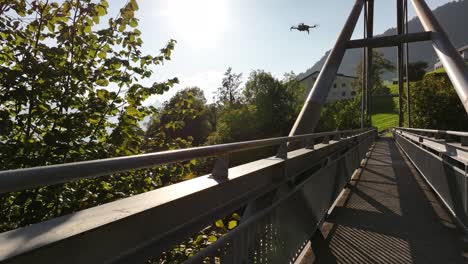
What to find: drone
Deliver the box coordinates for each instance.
[290,23,319,34]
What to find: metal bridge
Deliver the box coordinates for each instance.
[1,0,468,263]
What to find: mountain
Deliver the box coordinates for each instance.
[298,0,468,80]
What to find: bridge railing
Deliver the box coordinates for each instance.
[395,127,468,146]
[0,128,376,263]
[0,128,370,195]
[393,127,468,232]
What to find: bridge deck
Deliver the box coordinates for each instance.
[312,137,467,264]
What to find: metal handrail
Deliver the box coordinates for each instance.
[394,127,468,137]
[0,128,373,194]
[393,127,468,165]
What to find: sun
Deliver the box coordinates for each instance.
[164,0,229,48]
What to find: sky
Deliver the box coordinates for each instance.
[108,0,453,105]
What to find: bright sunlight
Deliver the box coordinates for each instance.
[164,0,229,48]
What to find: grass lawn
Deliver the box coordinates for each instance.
[371,113,398,132]
[371,84,400,132]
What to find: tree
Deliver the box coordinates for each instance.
[208,71,304,144]
[406,61,428,81]
[0,0,178,168]
[354,50,395,95]
[282,71,306,114]
[243,70,297,137]
[0,0,179,231]
[410,72,468,131]
[215,67,242,106]
[144,87,213,150]
[207,104,258,143]
[316,96,361,132]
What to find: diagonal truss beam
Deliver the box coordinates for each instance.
[289,0,365,136]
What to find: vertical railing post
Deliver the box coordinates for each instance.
[212,154,229,181]
[306,138,315,150]
[411,0,468,114]
[289,0,366,136]
[276,142,288,160]
[461,136,468,147]
[335,132,342,141]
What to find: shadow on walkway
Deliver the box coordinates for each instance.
[313,138,468,264]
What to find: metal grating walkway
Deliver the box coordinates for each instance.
[312,137,468,264]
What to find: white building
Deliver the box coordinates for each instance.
[434,45,468,71]
[298,71,358,103]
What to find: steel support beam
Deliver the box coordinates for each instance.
[289,0,365,136]
[361,3,367,128]
[347,32,432,49]
[397,0,404,127]
[366,0,374,125]
[405,0,412,127]
[411,0,468,114]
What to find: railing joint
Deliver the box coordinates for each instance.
[211,153,230,181]
[334,133,342,141]
[305,138,315,150]
[461,136,468,147]
[276,142,288,159]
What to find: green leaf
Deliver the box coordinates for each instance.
[38,104,49,112]
[129,0,139,11]
[207,235,217,242]
[129,19,138,28]
[97,89,109,100]
[47,23,54,32]
[96,6,106,16]
[84,26,92,33]
[194,235,204,245]
[100,181,112,191]
[101,0,109,8]
[232,213,241,221]
[215,219,224,228]
[228,220,237,230]
[126,106,139,116]
[96,79,109,86]
[98,51,107,59]
[92,15,100,24]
